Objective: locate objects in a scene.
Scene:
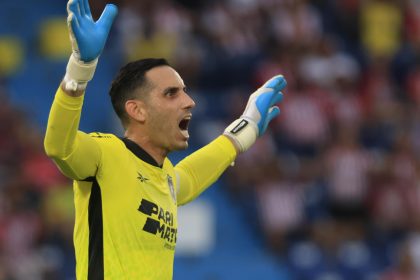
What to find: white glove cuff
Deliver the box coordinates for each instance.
[223,118,258,153]
[63,54,98,91]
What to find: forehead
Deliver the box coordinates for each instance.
[145,65,184,89]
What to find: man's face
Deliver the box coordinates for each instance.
[143,65,196,152]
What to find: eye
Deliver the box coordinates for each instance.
[164,87,179,97]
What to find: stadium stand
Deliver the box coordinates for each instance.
[0,0,419,279]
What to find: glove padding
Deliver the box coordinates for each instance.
[224,75,287,153]
[64,0,117,91]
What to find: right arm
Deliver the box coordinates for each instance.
[44,85,101,180]
[44,0,117,180]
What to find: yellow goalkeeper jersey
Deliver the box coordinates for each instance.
[44,88,237,280]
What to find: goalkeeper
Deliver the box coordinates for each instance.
[44,0,287,279]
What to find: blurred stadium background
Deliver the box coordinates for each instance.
[0,0,419,279]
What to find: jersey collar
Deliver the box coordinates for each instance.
[121,138,162,168]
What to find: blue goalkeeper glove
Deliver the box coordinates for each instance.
[224,75,287,152]
[63,0,118,91]
[67,0,118,62]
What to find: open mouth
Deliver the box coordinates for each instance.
[178,116,191,139]
[179,116,191,131]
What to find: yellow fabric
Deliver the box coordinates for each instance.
[39,17,72,60]
[125,32,177,63]
[175,135,237,205]
[71,135,179,280]
[42,185,74,227]
[361,1,402,57]
[0,36,24,76]
[44,87,237,279]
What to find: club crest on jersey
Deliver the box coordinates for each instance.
[137,172,149,183]
[167,175,176,203]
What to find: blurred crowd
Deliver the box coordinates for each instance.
[0,86,74,279]
[219,0,420,279]
[0,0,419,279]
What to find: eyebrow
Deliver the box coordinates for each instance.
[163,86,179,93]
[162,86,187,94]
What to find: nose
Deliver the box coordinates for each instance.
[183,92,196,110]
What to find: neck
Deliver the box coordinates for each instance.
[124,129,167,166]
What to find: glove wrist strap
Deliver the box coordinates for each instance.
[63,54,98,91]
[223,118,258,153]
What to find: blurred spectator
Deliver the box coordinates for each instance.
[324,125,373,207]
[269,0,322,48]
[298,36,360,89]
[255,156,306,254]
[329,71,364,128]
[275,80,330,157]
[360,0,403,59]
[379,239,420,280]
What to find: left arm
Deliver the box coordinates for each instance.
[175,135,237,205]
[175,75,287,205]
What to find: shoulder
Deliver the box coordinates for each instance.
[86,133,130,166]
[87,132,125,150]
[88,132,116,139]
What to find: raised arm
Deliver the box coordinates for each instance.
[44,0,117,180]
[175,75,287,205]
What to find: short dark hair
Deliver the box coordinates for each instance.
[109,58,170,127]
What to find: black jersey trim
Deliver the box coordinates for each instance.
[82,176,96,182]
[121,137,162,168]
[88,179,104,280]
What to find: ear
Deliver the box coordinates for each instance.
[125,100,147,123]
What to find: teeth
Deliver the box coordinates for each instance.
[181,130,189,138]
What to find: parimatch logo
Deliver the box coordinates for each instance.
[138,199,177,248]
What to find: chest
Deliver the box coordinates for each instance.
[96,153,178,240]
